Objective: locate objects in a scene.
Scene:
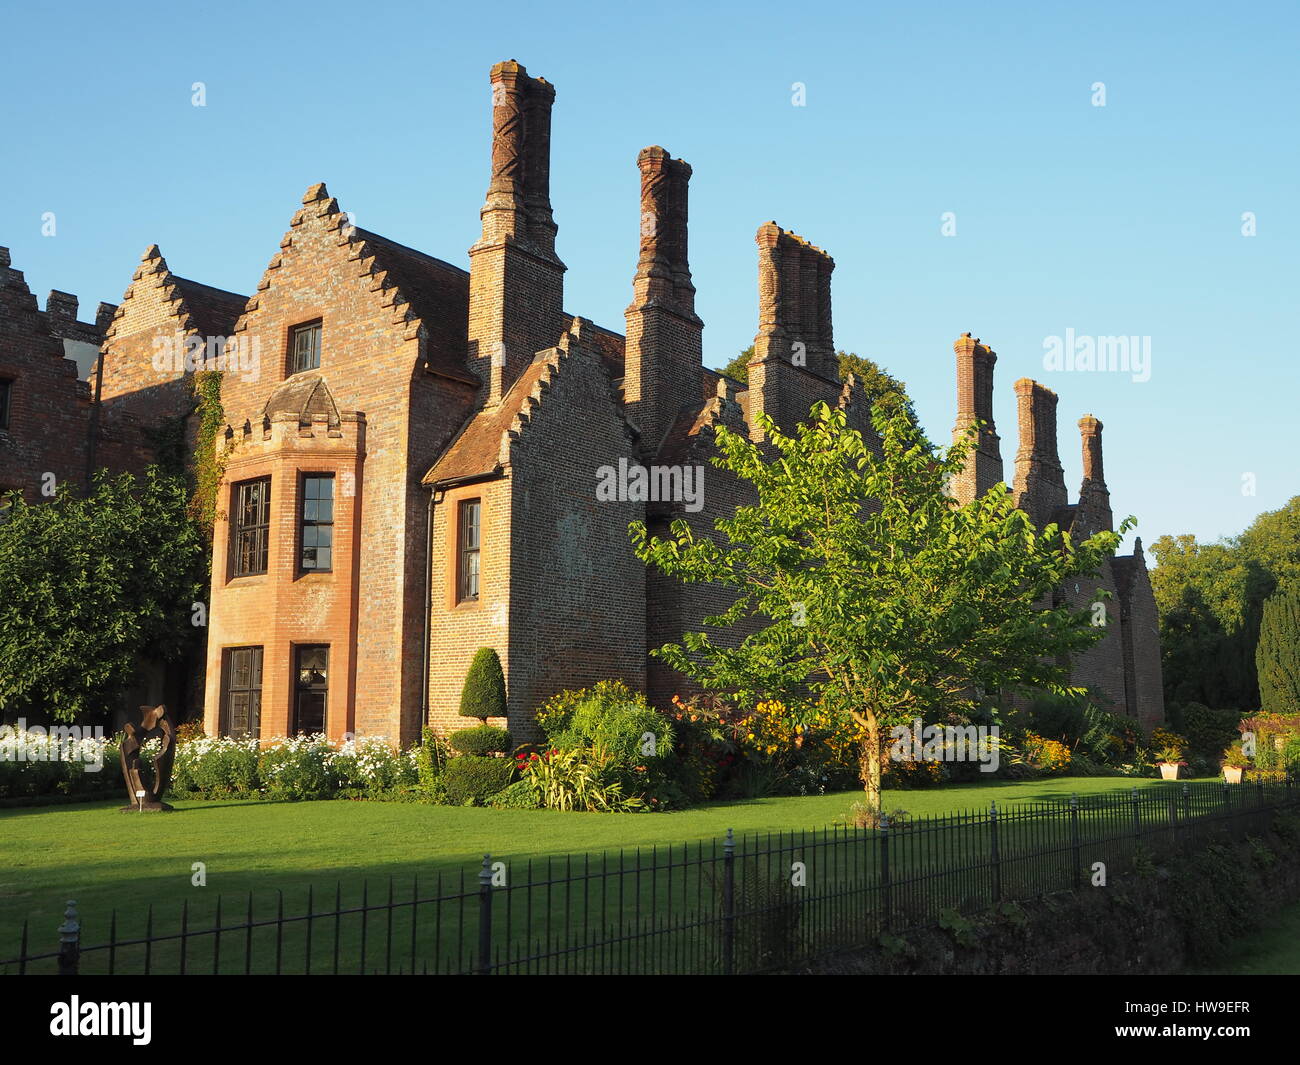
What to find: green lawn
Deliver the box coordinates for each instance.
[0,776,1218,974]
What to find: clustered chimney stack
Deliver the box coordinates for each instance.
[949,332,1003,504]
[746,223,837,439]
[469,60,566,405]
[751,223,835,377]
[623,146,703,453]
[1012,378,1068,526]
[1077,414,1113,533]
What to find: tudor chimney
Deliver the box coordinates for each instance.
[950,333,1003,504]
[468,60,566,405]
[623,146,703,454]
[1076,414,1113,533]
[1012,378,1068,527]
[745,223,838,439]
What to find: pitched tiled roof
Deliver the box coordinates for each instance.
[170,276,248,339]
[422,357,553,484]
[354,229,474,384]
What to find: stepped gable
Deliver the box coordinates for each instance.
[654,377,746,469]
[104,244,244,342]
[169,275,247,339]
[233,183,473,381]
[425,317,629,484]
[352,228,474,384]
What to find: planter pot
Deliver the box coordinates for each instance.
[1159,763,1180,780]
[1223,765,1245,785]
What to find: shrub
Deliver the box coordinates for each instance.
[332,736,416,795]
[450,725,512,756]
[1176,703,1242,761]
[460,647,506,722]
[442,755,514,806]
[173,735,261,797]
[517,746,642,812]
[1012,732,1072,775]
[488,779,541,809]
[258,735,339,800]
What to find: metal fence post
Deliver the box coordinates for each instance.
[1182,782,1190,820]
[57,900,79,976]
[476,854,493,975]
[880,813,892,928]
[1070,795,1081,891]
[989,802,1001,903]
[1131,786,1140,840]
[722,828,736,976]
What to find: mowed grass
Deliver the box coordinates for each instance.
[0,776,1211,973]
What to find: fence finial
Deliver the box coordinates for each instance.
[723,827,735,855]
[478,854,493,888]
[57,899,80,976]
[1069,793,1078,810]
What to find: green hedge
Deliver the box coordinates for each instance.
[450,725,512,756]
[442,755,514,806]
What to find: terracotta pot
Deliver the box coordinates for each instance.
[1223,765,1245,785]
[1159,763,1180,780]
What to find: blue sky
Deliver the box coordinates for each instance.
[2,0,1295,551]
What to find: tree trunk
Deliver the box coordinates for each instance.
[858,718,882,816]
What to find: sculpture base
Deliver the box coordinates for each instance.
[119,802,174,813]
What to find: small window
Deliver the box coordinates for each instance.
[300,474,334,572]
[289,321,322,375]
[222,646,263,739]
[232,477,271,577]
[0,378,12,430]
[457,499,481,603]
[293,645,329,736]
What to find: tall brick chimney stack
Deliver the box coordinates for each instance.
[623,146,703,453]
[949,332,1003,504]
[1012,378,1068,526]
[1076,414,1113,534]
[469,60,566,405]
[746,223,838,439]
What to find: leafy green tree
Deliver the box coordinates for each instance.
[718,348,912,411]
[718,345,755,385]
[1257,585,1300,714]
[1151,497,1300,711]
[0,469,206,723]
[631,400,1127,813]
[459,646,507,722]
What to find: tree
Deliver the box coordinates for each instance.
[1257,585,1300,714]
[717,348,913,416]
[630,401,1127,814]
[459,646,507,722]
[1151,496,1300,711]
[0,468,206,724]
[718,346,754,385]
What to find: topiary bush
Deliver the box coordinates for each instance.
[442,755,514,806]
[450,724,512,756]
[460,647,507,723]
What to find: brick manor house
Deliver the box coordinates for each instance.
[0,61,1163,745]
